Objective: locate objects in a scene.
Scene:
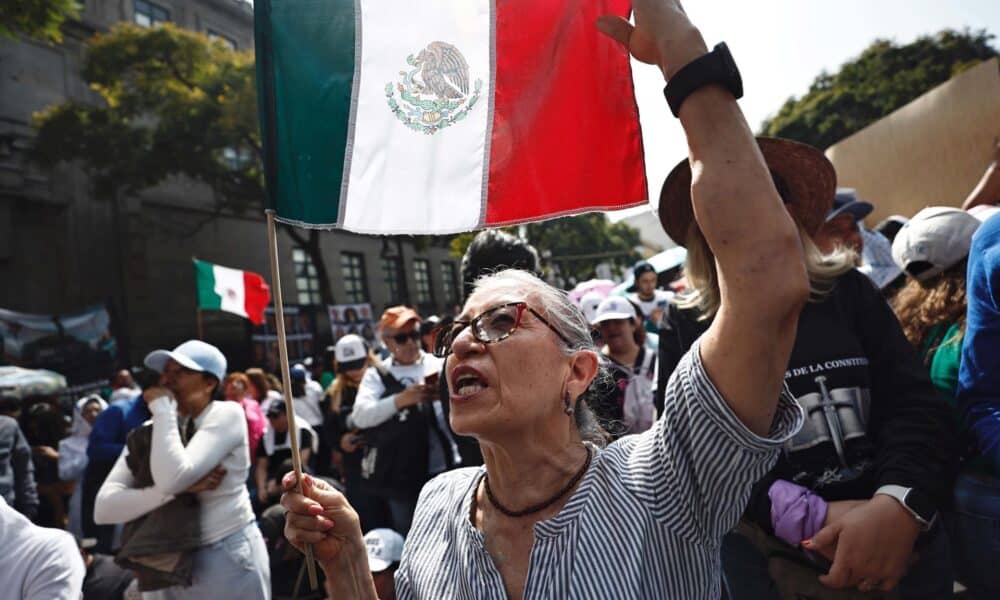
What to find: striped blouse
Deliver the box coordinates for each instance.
[395,342,804,599]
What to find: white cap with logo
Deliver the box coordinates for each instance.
[590,296,636,326]
[891,206,981,283]
[364,528,405,573]
[334,334,368,372]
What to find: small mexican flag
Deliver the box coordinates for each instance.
[194,260,271,325]
[254,0,647,234]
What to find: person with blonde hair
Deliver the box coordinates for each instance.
[658,139,960,598]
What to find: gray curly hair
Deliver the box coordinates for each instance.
[469,269,611,447]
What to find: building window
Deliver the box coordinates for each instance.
[208,29,237,50]
[413,259,433,306]
[293,247,322,306]
[340,252,369,303]
[381,257,402,305]
[440,261,458,305]
[134,0,170,27]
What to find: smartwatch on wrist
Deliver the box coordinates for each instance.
[663,42,743,117]
[874,485,937,530]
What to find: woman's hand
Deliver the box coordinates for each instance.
[596,0,707,78]
[185,466,226,494]
[281,472,364,565]
[142,386,175,406]
[804,495,922,593]
[395,383,430,409]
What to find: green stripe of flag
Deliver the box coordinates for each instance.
[194,259,222,310]
[255,0,356,226]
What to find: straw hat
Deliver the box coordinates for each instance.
[658,137,837,246]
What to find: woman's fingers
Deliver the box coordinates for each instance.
[595,15,632,48]
[286,510,334,533]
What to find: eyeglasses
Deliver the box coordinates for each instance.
[433,301,571,358]
[390,331,421,345]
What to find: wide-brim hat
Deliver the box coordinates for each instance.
[658,137,836,246]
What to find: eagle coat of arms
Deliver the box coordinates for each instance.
[385,41,483,134]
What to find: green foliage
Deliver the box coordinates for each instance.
[31,23,262,204]
[450,213,642,284]
[761,29,998,149]
[1,0,79,44]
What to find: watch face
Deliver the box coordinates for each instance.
[905,489,936,522]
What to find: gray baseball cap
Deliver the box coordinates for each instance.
[144,340,227,382]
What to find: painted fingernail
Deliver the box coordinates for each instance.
[320,518,334,529]
[307,503,324,516]
[801,540,812,547]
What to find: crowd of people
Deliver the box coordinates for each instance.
[2,1,999,598]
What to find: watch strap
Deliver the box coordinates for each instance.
[663,42,743,118]
[874,485,936,530]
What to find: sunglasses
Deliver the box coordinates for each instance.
[390,331,421,344]
[433,301,570,358]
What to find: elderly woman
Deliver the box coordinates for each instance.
[280,1,810,598]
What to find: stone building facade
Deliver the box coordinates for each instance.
[0,0,460,373]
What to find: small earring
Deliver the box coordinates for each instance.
[563,391,575,416]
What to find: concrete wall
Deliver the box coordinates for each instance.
[826,58,1000,224]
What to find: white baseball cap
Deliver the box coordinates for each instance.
[578,291,605,325]
[335,334,368,373]
[591,296,636,325]
[364,528,405,572]
[144,340,227,382]
[891,206,981,283]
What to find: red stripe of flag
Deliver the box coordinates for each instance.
[485,0,647,225]
[243,271,271,325]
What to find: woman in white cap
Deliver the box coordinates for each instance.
[889,207,997,598]
[590,296,657,437]
[891,207,982,399]
[95,340,269,599]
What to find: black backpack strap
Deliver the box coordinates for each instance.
[373,362,407,398]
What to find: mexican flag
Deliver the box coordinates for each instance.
[254,0,647,234]
[194,260,271,325]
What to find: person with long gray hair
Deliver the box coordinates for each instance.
[278,1,815,596]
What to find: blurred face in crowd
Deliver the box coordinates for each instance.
[598,318,638,357]
[636,271,658,300]
[384,321,422,365]
[445,289,573,440]
[815,214,863,257]
[224,380,247,402]
[268,411,289,433]
[161,359,217,413]
[113,369,135,389]
[342,366,367,385]
[81,400,104,425]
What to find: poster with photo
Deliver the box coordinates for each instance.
[328,303,376,347]
[250,305,315,372]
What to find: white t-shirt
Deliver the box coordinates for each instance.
[293,380,327,427]
[628,290,674,325]
[0,496,84,599]
[96,399,255,546]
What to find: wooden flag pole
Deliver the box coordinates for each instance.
[265,210,319,590]
[196,309,204,341]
